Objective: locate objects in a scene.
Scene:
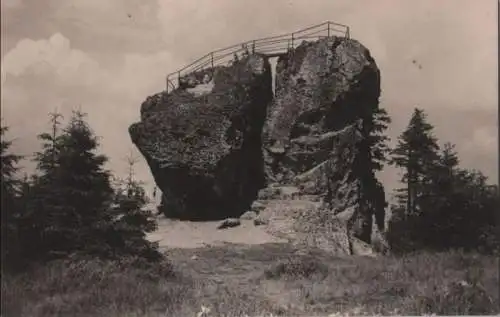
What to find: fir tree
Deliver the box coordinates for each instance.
[19,110,163,263]
[29,110,114,259]
[415,142,460,248]
[1,124,22,197]
[34,110,64,173]
[422,142,459,212]
[1,123,23,267]
[109,152,160,260]
[440,169,498,251]
[390,108,439,215]
[388,134,499,254]
[366,107,392,172]
[355,106,392,235]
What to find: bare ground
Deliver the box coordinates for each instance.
[147,217,288,249]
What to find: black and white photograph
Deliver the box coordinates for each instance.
[1,0,498,316]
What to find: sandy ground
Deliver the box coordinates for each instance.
[147,217,287,249]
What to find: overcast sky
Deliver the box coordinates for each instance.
[1,0,498,198]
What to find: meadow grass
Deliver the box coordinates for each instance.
[2,244,498,316]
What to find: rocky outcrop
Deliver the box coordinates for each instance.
[130,35,388,253]
[129,54,273,220]
[259,37,386,249]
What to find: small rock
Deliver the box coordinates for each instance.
[250,200,266,212]
[240,210,258,220]
[254,217,268,226]
[257,187,281,200]
[191,255,198,260]
[217,218,241,229]
[268,144,285,154]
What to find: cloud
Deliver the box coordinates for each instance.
[465,126,497,153]
[1,33,105,132]
[1,31,180,114]
[1,33,101,86]
[1,32,180,190]
[111,51,180,99]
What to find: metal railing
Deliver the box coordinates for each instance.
[165,21,350,92]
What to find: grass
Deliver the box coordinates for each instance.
[2,243,499,316]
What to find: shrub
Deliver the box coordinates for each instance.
[264,257,329,280]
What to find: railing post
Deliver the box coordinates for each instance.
[211,52,214,69]
[166,76,168,92]
[291,33,294,48]
[177,71,181,87]
[327,22,330,38]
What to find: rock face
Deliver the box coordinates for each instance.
[263,37,379,182]
[129,55,273,220]
[259,37,386,248]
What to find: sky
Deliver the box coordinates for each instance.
[1,0,498,200]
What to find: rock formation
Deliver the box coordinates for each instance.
[130,35,388,254]
[130,55,273,220]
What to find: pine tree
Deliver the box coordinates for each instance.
[34,110,64,173]
[109,152,160,260]
[414,142,460,248]
[1,122,23,267]
[442,168,498,251]
[19,111,65,262]
[56,110,115,254]
[1,124,22,197]
[349,104,392,241]
[9,173,38,269]
[29,110,115,259]
[388,132,499,253]
[118,152,156,233]
[390,108,439,215]
[366,107,392,172]
[423,142,459,210]
[364,106,391,232]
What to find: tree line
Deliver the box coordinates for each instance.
[386,108,498,254]
[1,110,160,273]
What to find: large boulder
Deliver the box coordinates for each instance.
[129,54,273,220]
[261,37,385,246]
